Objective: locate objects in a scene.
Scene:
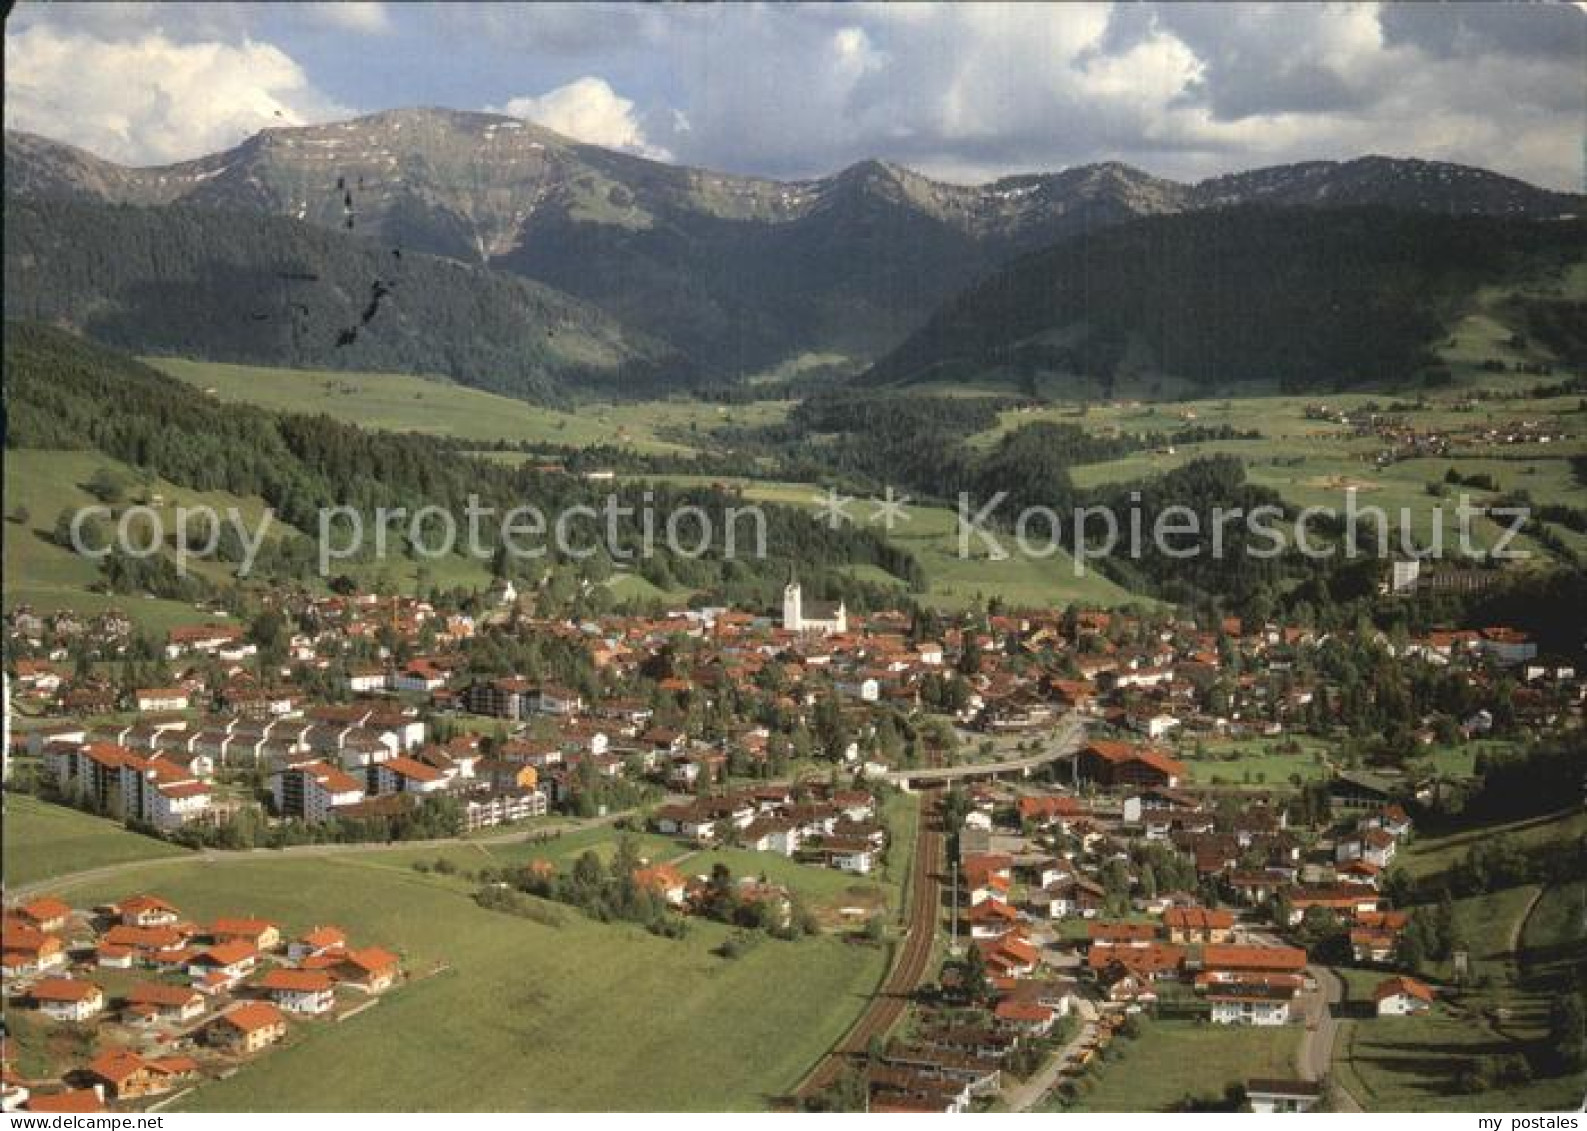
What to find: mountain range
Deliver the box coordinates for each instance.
[6,107,1583,395]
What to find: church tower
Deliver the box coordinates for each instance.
[782,578,802,631]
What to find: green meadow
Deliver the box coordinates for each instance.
[32,850,889,1111]
[3,793,190,888]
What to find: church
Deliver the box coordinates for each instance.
[782,579,846,636]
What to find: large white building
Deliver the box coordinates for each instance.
[782,580,846,636]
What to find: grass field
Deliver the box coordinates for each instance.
[1331,809,1586,1112]
[633,475,1143,611]
[2,793,190,888]
[35,851,889,1111]
[2,448,273,633]
[1398,809,1587,882]
[152,358,791,457]
[1175,735,1334,786]
[1066,1020,1301,1111]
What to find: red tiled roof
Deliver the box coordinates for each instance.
[30,977,101,1003]
[259,968,335,993]
[217,1001,285,1034]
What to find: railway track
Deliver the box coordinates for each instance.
[794,791,944,1102]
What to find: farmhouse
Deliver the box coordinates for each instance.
[210,1001,287,1054]
[11,896,71,933]
[113,894,182,928]
[258,968,337,1014]
[289,925,348,961]
[122,982,205,1025]
[30,978,105,1022]
[210,917,281,951]
[1374,975,1434,1016]
[82,1050,193,1101]
[336,946,400,992]
[2,921,67,976]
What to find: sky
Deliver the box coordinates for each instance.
[5,2,1583,190]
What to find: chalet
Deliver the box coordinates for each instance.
[1285,885,1381,925]
[1073,740,1186,790]
[11,897,71,933]
[336,947,400,993]
[1350,926,1401,964]
[82,1050,193,1101]
[122,982,205,1025]
[30,978,105,1022]
[289,925,348,962]
[1374,975,1434,1016]
[187,941,259,986]
[210,1001,287,1054]
[741,817,801,856]
[113,894,181,928]
[2,921,67,976]
[211,917,280,951]
[967,899,1021,940]
[977,933,1040,978]
[103,923,189,961]
[258,968,337,1014]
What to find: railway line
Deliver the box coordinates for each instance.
[794,791,945,1103]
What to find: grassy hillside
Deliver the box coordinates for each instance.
[635,476,1141,611]
[864,208,1585,392]
[5,194,683,402]
[1332,809,1587,1111]
[3,448,273,631]
[151,357,791,456]
[41,853,888,1111]
[3,793,190,887]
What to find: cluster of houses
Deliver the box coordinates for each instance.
[841,748,1450,1110]
[1,892,401,1113]
[650,784,887,874]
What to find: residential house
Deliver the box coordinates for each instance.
[1374,976,1434,1016]
[30,978,105,1022]
[210,1002,287,1053]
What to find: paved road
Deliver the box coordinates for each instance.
[886,716,1085,786]
[1002,997,1101,1112]
[1297,965,1363,1111]
[6,808,629,900]
[793,791,944,1102]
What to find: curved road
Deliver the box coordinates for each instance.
[794,792,944,1102]
[886,716,1085,787]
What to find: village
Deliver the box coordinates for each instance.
[2,571,1581,1112]
[2,890,401,1112]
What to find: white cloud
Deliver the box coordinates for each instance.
[301,2,392,35]
[495,77,671,160]
[4,24,352,164]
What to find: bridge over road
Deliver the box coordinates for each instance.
[884,714,1085,788]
